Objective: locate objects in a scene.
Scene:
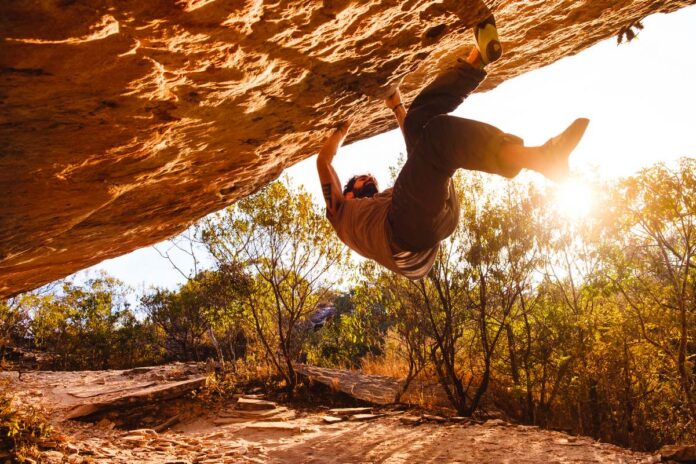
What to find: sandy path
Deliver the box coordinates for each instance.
[1,367,661,464]
[264,417,657,464]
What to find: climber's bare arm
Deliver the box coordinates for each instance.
[317,121,351,217]
[385,88,406,136]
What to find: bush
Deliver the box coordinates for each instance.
[0,380,56,462]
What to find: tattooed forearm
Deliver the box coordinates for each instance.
[322,183,333,210]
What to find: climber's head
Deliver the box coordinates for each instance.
[343,174,379,199]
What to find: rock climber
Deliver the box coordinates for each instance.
[316,14,589,279]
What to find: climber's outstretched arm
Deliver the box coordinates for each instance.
[385,88,406,137]
[316,121,351,217]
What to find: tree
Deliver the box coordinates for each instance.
[607,159,696,421]
[307,267,390,369]
[0,298,30,362]
[201,179,348,389]
[141,287,210,362]
[531,179,610,433]
[380,175,543,416]
[27,274,150,369]
[141,267,248,363]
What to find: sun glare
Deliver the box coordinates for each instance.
[554,180,595,220]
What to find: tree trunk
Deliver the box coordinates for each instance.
[506,324,520,385]
[207,326,225,367]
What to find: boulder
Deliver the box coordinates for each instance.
[1,0,693,297]
[65,377,206,419]
[660,445,696,462]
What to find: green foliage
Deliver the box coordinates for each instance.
[25,275,161,370]
[603,159,696,439]
[372,173,547,416]
[352,160,694,448]
[0,298,30,361]
[483,160,694,448]
[2,158,694,451]
[200,179,348,388]
[141,265,250,364]
[305,288,389,368]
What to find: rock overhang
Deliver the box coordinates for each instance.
[1,0,694,298]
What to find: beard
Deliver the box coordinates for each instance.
[355,182,379,198]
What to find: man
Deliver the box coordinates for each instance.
[316,15,589,280]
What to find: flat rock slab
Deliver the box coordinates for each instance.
[660,445,696,462]
[213,417,248,426]
[328,407,373,416]
[450,417,474,423]
[236,397,277,411]
[243,422,302,434]
[483,419,510,427]
[296,364,451,407]
[5,364,659,463]
[221,407,287,418]
[121,435,149,445]
[215,407,294,426]
[67,381,157,398]
[65,377,206,419]
[400,415,423,425]
[122,428,158,437]
[322,415,344,424]
[349,414,382,421]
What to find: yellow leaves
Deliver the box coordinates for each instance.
[0,382,56,461]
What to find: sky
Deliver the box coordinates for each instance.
[78,4,696,293]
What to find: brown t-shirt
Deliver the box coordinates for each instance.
[328,188,438,280]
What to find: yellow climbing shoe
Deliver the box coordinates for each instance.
[474,15,503,65]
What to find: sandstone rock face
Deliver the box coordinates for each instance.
[0,0,692,297]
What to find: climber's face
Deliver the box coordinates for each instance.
[344,174,379,200]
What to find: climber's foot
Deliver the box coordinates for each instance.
[474,14,502,65]
[466,47,484,68]
[540,118,590,182]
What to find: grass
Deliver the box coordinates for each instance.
[359,341,412,379]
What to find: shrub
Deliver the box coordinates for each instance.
[0,380,56,462]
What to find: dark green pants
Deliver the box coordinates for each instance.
[388,60,523,253]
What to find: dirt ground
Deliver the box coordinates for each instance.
[1,366,662,464]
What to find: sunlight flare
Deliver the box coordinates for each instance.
[554,179,595,219]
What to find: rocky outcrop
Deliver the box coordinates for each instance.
[296,363,451,407]
[659,445,696,462]
[1,0,693,297]
[65,377,207,420]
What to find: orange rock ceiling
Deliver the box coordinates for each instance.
[1,0,694,297]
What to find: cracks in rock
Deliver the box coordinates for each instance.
[425,23,448,40]
[177,0,218,13]
[5,14,120,45]
[0,67,52,77]
[122,56,187,105]
[117,38,141,57]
